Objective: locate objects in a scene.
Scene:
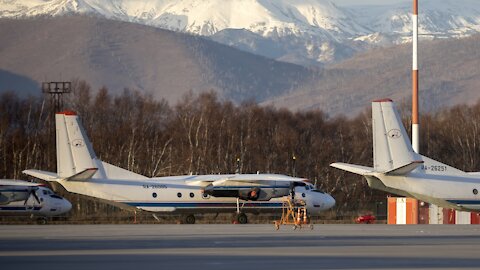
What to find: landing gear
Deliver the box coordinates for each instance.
[182,214,196,224]
[36,217,47,225]
[235,213,248,224]
[234,198,248,224]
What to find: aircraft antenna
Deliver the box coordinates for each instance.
[412,0,420,153]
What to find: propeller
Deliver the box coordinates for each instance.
[289,182,295,200]
[24,187,41,205]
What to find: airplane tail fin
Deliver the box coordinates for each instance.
[372,99,423,174]
[331,99,467,178]
[55,111,102,178]
[55,111,146,180]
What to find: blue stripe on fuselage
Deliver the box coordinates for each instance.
[447,200,480,205]
[0,206,42,211]
[122,202,283,208]
[209,186,289,189]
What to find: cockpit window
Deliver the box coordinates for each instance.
[50,195,63,199]
[42,189,53,195]
[293,182,306,187]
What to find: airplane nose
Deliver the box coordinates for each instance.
[63,199,72,214]
[326,194,336,209]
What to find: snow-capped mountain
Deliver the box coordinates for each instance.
[354,0,480,44]
[1,0,479,66]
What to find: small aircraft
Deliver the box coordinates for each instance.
[0,179,72,223]
[23,111,335,224]
[331,99,480,211]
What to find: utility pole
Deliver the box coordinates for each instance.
[292,155,296,177]
[235,157,241,174]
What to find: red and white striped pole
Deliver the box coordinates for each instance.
[412,0,419,153]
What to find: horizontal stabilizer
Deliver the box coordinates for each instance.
[66,168,98,181]
[385,161,424,175]
[330,163,374,176]
[22,169,59,181]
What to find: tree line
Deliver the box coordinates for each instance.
[1,81,479,222]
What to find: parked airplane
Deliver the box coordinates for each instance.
[23,111,335,224]
[0,179,72,223]
[331,99,480,211]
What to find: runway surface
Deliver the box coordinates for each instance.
[1,224,480,269]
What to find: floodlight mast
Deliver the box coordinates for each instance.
[42,81,71,170]
[42,81,71,113]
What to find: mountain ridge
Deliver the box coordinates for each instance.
[1,0,479,66]
[263,33,480,117]
[0,16,313,103]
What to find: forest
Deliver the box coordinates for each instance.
[1,80,480,223]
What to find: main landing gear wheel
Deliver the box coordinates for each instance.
[36,217,47,225]
[235,213,248,224]
[182,214,196,224]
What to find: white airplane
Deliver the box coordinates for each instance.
[23,111,335,224]
[331,99,480,211]
[0,179,72,223]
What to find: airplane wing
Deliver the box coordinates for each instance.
[23,169,60,181]
[23,168,98,182]
[0,180,42,204]
[185,175,308,189]
[330,163,374,176]
[0,185,26,204]
[185,174,309,201]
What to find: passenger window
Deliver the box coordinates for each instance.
[177,192,182,198]
[152,192,157,198]
[190,192,194,198]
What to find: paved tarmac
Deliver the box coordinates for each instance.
[1,224,480,269]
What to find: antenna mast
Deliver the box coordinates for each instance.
[412,0,419,153]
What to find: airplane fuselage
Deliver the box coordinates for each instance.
[0,186,72,217]
[56,175,335,215]
[23,110,336,222]
[331,100,480,213]
[370,172,480,211]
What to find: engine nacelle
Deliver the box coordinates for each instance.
[238,187,270,201]
[203,186,277,201]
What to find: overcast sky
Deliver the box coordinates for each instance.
[335,0,408,6]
